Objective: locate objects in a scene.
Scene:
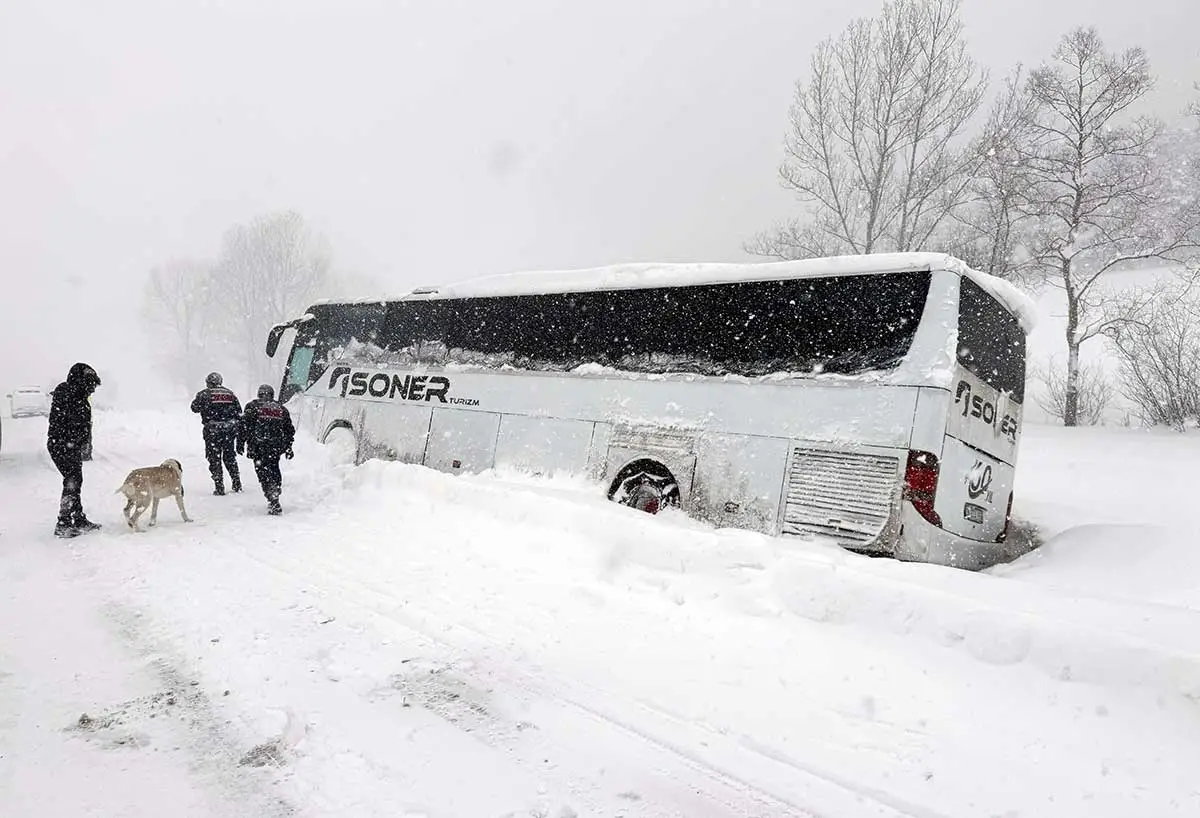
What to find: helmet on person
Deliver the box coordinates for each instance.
[257,384,275,400]
[206,372,223,388]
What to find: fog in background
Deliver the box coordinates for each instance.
[2,0,1197,405]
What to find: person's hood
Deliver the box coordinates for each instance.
[65,363,101,392]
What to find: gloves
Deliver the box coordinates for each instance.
[284,448,295,460]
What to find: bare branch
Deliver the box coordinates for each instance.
[1032,355,1113,425]
[1105,281,1200,429]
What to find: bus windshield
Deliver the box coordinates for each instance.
[280,302,386,395]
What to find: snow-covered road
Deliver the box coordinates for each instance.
[3,406,1199,817]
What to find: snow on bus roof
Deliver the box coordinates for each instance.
[328,252,1037,333]
[962,263,1039,334]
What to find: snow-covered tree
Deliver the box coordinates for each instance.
[942,68,1042,280]
[141,258,221,392]
[206,211,333,394]
[746,0,988,259]
[141,212,348,396]
[1014,27,1200,426]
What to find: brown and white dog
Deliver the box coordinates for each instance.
[116,459,193,531]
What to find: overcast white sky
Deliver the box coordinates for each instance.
[1,0,1197,397]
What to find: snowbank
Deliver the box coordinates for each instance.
[3,411,1200,817]
[993,523,1200,609]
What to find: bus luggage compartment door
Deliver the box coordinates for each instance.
[424,408,501,475]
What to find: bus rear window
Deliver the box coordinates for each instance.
[956,277,1025,402]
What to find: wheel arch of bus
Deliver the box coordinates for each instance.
[320,418,354,444]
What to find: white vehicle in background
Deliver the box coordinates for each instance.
[8,386,50,418]
[265,252,1035,571]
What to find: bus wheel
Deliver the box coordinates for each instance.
[610,462,680,515]
[627,482,664,514]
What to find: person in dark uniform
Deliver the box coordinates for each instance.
[47,362,102,538]
[190,372,243,495]
[237,384,295,515]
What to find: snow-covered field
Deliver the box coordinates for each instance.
[2,406,1199,818]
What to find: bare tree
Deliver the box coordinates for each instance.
[1032,355,1114,425]
[746,0,988,260]
[1014,27,1200,426]
[206,211,333,394]
[1105,282,1200,429]
[141,258,219,392]
[943,68,1042,280]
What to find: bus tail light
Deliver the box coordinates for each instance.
[904,450,942,528]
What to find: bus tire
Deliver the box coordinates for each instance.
[608,460,680,515]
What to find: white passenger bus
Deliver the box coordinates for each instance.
[266,252,1034,570]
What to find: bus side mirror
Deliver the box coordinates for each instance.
[266,325,286,357]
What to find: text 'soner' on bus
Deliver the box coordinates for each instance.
[265,252,1036,571]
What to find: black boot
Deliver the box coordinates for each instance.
[267,497,282,515]
[213,483,226,496]
[231,476,243,493]
[54,522,82,538]
[76,518,102,532]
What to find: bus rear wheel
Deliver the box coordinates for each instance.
[609,462,680,515]
[627,482,665,514]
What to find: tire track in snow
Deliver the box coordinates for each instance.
[96,599,303,812]
[0,537,297,818]
[235,545,931,818]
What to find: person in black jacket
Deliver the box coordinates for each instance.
[236,384,295,515]
[190,372,243,495]
[47,362,102,538]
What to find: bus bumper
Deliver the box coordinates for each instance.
[895,504,1010,571]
